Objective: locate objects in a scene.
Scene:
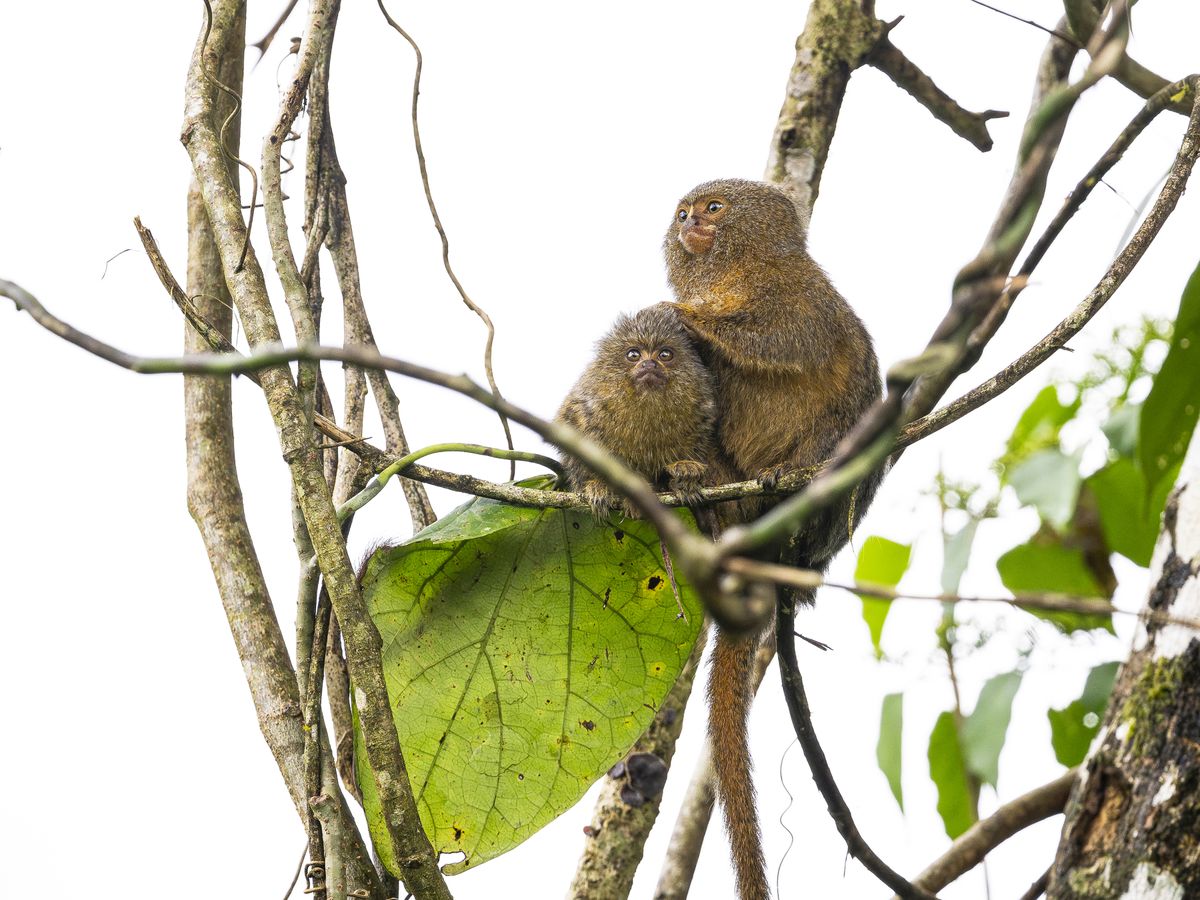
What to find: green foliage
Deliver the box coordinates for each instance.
[1101,403,1140,458]
[1048,662,1119,767]
[928,711,977,839]
[995,542,1113,633]
[353,489,703,875]
[1007,449,1083,529]
[855,536,912,659]
[998,385,1079,477]
[961,671,1023,788]
[876,692,904,812]
[1087,458,1177,567]
[1140,260,1200,499]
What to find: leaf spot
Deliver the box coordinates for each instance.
[580,719,596,731]
[647,575,663,591]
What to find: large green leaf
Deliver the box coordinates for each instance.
[1047,662,1119,767]
[1001,385,1079,475]
[855,536,912,659]
[961,671,1023,788]
[928,711,977,839]
[1007,449,1083,530]
[996,541,1114,634]
[876,692,904,812]
[1140,260,1200,498]
[1087,458,1176,567]
[354,492,703,875]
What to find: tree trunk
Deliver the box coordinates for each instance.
[1048,431,1200,898]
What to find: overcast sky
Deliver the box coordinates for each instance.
[2,2,1198,898]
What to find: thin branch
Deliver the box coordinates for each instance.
[897,770,1075,897]
[868,36,1008,152]
[375,0,516,477]
[251,0,301,60]
[963,0,1082,48]
[722,557,1200,632]
[898,76,1200,451]
[776,595,936,900]
[1017,867,1051,900]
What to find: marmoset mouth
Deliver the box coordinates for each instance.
[632,366,668,389]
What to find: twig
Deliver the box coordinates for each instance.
[896,770,1074,897]
[776,595,936,900]
[869,36,1008,152]
[963,0,1082,49]
[175,5,380,895]
[375,0,516,477]
[898,76,1200,451]
[337,442,565,520]
[251,0,300,60]
[1017,867,1051,900]
[282,840,309,900]
[722,557,1200,632]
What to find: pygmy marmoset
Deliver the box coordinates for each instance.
[665,178,883,900]
[556,303,717,520]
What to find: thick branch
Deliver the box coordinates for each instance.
[180,5,449,894]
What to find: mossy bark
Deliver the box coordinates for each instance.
[1048,433,1200,899]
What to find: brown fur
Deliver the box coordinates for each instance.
[665,179,883,900]
[556,304,717,519]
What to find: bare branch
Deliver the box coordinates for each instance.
[899,76,1200,450]
[896,770,1076,898]
[776,594,937,900]
[868,35,1008,152]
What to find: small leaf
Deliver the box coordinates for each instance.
[928,711,977,839]
[1087,458,1176,567]
[1140,260,1200,499]
[940,520,979,596]
[1007,449,1083,530]
[996,542,1114,633]
[1048,662,1119,766]
[961,671,1023,788]
[1101,403,1140,458]
[876,692,904,812]
[355,491,703,874]
[855,537,912,659]
[1001,385,1079,474]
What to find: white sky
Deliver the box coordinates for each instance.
[2,2,1197,898]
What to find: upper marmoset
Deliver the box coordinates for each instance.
[664,177,883,561]
[556,303,716,520]
[664,178,884,900]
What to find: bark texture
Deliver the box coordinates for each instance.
[1048,431,1200,899]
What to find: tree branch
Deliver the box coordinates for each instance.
[897,770,1075,898]
[179,4,450,893]
[776,595,936,900]
[898,75,1200,451]
[868,35,1008,152]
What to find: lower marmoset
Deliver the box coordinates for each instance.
[555,303,717,520]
